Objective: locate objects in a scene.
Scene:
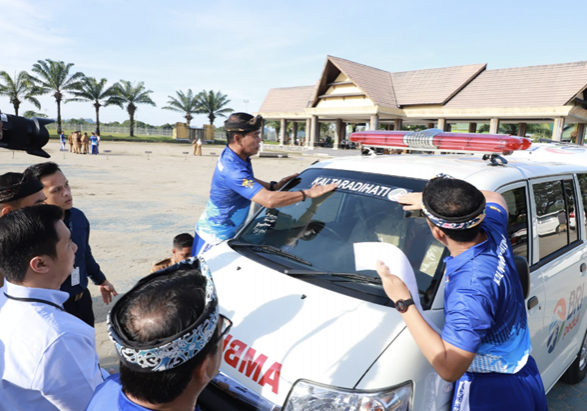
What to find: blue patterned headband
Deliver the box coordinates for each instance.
[422,173,486,230]
[107,258,219,372]
[421,203,486,230]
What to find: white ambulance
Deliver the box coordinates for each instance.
[199,130,587,411]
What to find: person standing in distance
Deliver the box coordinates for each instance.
[376,177,547,411]
[192,112,337,256]
[24,162,117,327]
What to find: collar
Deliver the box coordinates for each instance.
[118,389,150,411]
[443,231,489,276]
[4,281,69,307]
[223,145,251,166]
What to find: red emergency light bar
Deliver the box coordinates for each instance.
[349,129,532,154]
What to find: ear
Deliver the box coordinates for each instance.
[192,355,213,386]
[30,255,50,274]
[0,206,12,216]
[431,226,448,245]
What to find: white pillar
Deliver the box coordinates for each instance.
[437,118,446,131]
[552,117,565,141]
[489,118,500,134]
[334,119,342,150]
[308,116,317,149]
[279,119,286,145]
[305,118,311,147]
[369,115,379,130]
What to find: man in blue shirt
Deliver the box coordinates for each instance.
[193,112,337,256]
[24,162,117,327]
[0,205,107,411]
[85,260,231,411]
[90,132,98,155]
[376,177,547,410]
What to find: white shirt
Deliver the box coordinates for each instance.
[0,282,105,411]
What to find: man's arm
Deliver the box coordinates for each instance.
[255,173,299,191]
[35,332,105,411]
[399,190,508,215]
[376,261,476,382]
[84,220,117,304]
[251,183,337,209]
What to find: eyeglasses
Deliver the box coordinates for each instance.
[212,314,233,346]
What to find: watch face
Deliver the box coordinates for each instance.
[396,300,407,312]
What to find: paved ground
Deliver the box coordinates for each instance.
[1,141,585,409]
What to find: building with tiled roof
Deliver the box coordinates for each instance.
[257,56,587,148]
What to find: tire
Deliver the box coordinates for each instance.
[562,329,587,384]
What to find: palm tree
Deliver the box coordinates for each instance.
[162,89,200,127]
[109,80,156,137]
[195,90,233,125]
[67,77,119,135]
[28,59,84,133]
[0,71,42,116]
[22,110,48,118]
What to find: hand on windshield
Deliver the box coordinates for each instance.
[307,183,338,199]
[376,260,411,303]
[398,192,423,211]
[277,173,299,190]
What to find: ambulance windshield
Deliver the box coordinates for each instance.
[234,169,447,309]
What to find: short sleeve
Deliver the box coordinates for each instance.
[484,202,508,230]
[441,286,495,353]
[224,167,263,201]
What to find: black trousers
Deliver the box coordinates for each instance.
[63,288,95,327]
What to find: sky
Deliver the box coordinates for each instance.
[1,0,586,127]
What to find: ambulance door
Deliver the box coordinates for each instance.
[528,175,586,390]
[498,182,545,373]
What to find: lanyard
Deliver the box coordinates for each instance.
[4,292,65,312]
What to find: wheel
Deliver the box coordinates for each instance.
[562,328,587,384]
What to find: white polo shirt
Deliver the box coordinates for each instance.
[0,281,105,411]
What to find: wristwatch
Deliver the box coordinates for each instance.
[269,181,277,191]
[394,298,414,313]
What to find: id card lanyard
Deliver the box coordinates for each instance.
[4,293,65,311]
[68,214,81,287]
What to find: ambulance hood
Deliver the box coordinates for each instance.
[204,242,411,406]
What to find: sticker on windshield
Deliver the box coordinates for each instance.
[387,188,408,202]
[310,176,409,200]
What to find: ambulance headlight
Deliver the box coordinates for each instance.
[283,379,412,411]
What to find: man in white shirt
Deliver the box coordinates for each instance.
[0,205,107,411]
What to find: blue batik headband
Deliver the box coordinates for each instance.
[422,174,486,230]
[107,258,219,373]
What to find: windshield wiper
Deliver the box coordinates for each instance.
[283,269,382,285]
[229,241,312,266]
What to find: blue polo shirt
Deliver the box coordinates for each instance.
[196,146,262,244]
[441,203,531,374]
[85,374,201,411]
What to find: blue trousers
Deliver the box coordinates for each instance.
[452,356,547,411]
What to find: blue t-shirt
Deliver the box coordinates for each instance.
[90,135,98,145]
[86,374,201,410]
[441,203,531,374]
[196,146,262,243]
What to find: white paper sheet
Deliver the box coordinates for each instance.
[353,241,440,332]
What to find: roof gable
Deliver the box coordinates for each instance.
[311,56,397,108]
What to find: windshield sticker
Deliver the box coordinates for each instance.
[310,176,408,201]
[387,188,408,202]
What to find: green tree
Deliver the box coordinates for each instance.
[28,59,85,133]
[195,90,233,125]
[0,71,42,116]
[22,110,47,118]
[162,89,199,127]
[109,80,156,137]
[67,77,119,135]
